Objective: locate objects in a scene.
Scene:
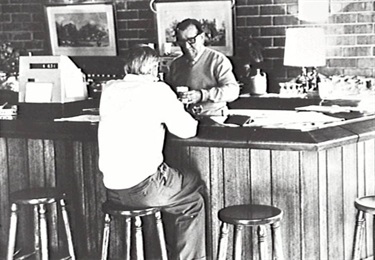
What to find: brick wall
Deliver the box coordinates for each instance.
[1,0,374,92]
[236,0,375,91]
[0,0,47,54]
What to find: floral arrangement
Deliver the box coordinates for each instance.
[235,31,264,90]
[0,42,21,91]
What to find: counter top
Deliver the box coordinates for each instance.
[1,97,374,151]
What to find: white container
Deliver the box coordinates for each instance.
[176,86,189,104]
[249,69,267,95]
[163,42,172,55]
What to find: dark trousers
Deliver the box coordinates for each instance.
[106,162,206,260]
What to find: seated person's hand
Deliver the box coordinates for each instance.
[180,90,202,104]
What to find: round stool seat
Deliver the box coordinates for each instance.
[217,204,284,260]
[10,188,66,205]
[102,200,160,217]
[354,195,375,214]
[219,204,283,226]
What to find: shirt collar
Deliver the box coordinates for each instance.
[186,47,206,66]
[124,74,159,82]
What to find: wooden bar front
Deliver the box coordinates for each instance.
[0,98,374,260]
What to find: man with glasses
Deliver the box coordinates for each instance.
[166,18,240,116]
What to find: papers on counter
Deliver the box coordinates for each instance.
[295,105,363,114]
[211,109,344,131]
[0,103,17,120]
[54,114,100,123]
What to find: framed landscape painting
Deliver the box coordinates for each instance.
[45,3,117,56]
[156,1,234,56]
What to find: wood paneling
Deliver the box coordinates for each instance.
[327,147,345,259]
[0,138,9,252]
[0,137,374,260]
[301,151,320,259]
[318,150,328,260]
[272,150,301,259]
[343,143,359,260]
[209,147,225,260]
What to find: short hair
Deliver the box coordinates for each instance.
[124,45,159,75]
[175,18,204,36]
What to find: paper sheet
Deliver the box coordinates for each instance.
[25,82,53,102]
[54,114,100,123]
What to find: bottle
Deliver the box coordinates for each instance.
[249,69,267,95]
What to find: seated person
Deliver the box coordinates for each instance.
[166,18,240,116]
[98,45,206,260]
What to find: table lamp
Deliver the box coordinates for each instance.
[283,27,326,91]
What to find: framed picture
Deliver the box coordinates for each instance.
[156,1,234,56]
[45,3,117,56]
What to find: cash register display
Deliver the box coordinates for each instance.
[29,63,58,69]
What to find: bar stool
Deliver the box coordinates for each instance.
[7,187,75,260]
[101,200,168,260]
[217,204,284,260]
[352,195,375,260]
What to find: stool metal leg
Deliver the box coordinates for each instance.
[352,210,366,260]
[233,225,243,260]
[39,204,49,260]
[134,216,144,260]
[258,225,267,260]
[101,214,111,260]
[272,221,284,260]
[217,222,229,260]
[124,217,131,260]
[155,211,168,260]
[7,203,18,260]
[60,199,76,260]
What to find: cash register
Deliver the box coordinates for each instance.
[17,55,92,119]
[18,55,88,103]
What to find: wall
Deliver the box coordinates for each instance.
[0,0,374,92]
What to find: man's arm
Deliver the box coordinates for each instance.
[200,56,240,103]
[160,83,198,139]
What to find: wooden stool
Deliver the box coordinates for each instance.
[101,200,168,260]
[352,195,375,260]
[217,204,284,260]
[7,188,75,260]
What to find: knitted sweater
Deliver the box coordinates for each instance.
[167,47,240,115]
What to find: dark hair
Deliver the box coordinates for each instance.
[175,18,204,36]
[124,45,159,75]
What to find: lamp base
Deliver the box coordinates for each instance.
[296,67,320,93]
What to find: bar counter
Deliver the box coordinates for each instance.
[0,97,374,260]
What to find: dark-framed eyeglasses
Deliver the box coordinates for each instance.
[176,33,201,46]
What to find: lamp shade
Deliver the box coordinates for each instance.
[283,27,326,67]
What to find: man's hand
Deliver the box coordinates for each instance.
[180,90,202,104]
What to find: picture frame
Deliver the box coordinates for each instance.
[156,1,234,56]
[45,3,117,56]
